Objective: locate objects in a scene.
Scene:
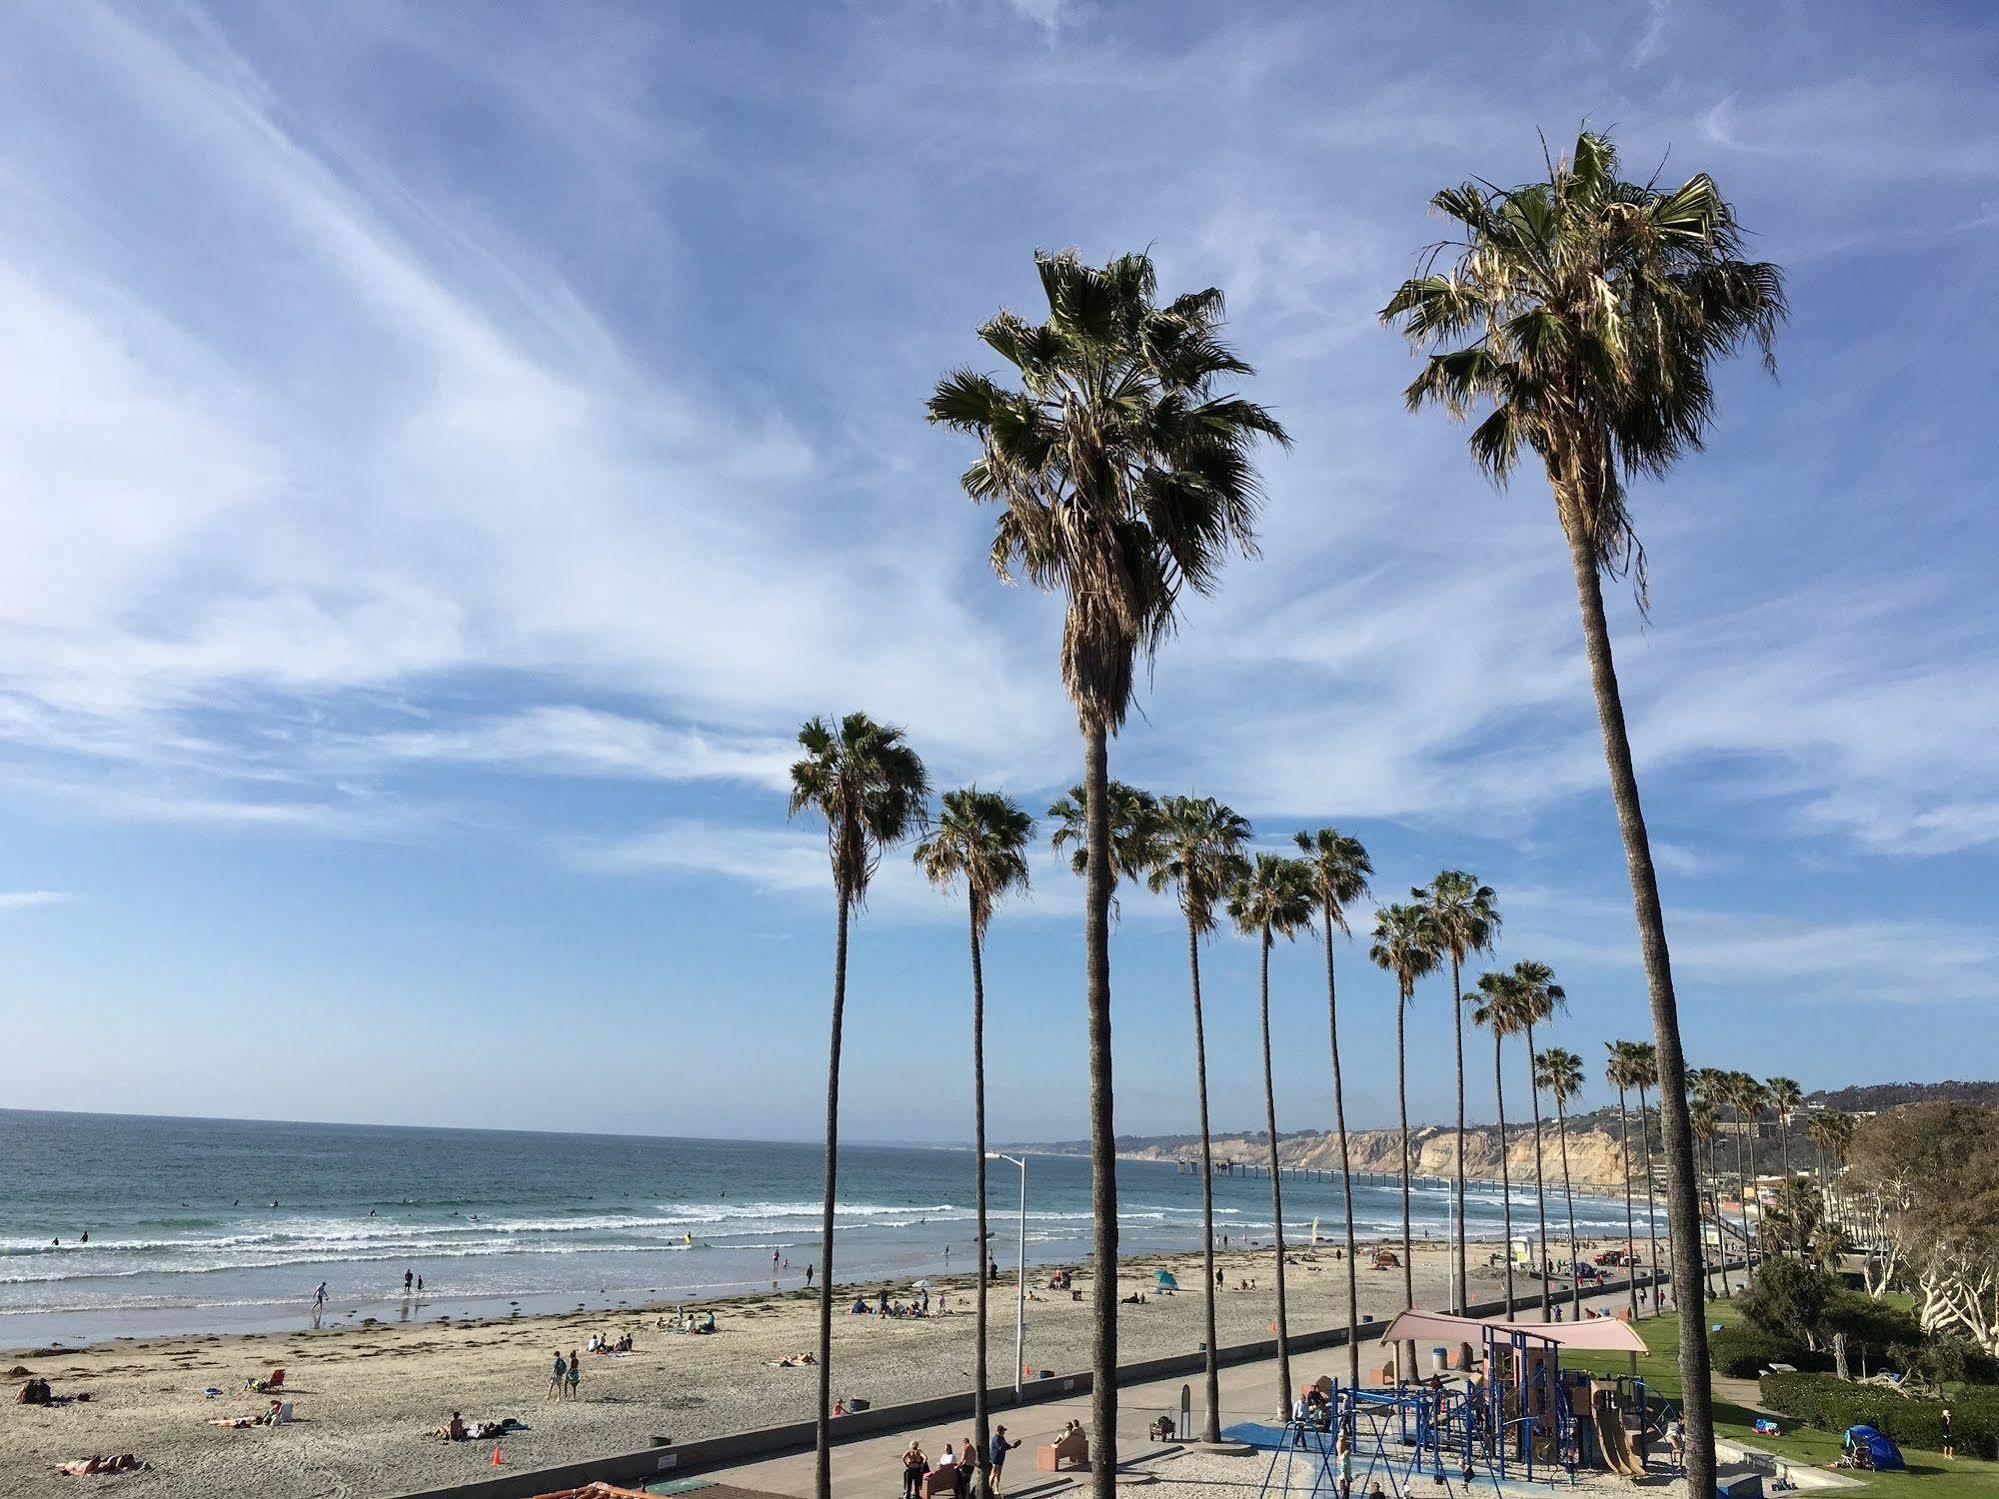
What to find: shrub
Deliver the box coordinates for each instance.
[1758,1372,1999,1460]
[1710,1325,1826,1378]
[1824,1292,1922,1364]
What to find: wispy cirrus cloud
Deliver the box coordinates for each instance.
[0,890,72,911]
[371,707,797,790]
[1506,886,1999,1007]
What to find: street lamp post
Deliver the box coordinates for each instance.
[987,1152,1027,1401]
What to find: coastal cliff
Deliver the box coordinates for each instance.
[1032,1119,1649,1193]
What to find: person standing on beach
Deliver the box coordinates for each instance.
[404,1269,414,1296]
[566,1348,581,1400]
[900,1440,927,1499]
[548,1349,566,1399]
[804,1263,813,1288]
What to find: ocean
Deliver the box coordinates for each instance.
[0,1109,1657,1347]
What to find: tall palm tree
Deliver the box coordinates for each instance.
[1730,1073,1769,1267]
[1293,827,1373,1389]
[1145,795,1250,1441]
[1690,1100,1726,1296]
[1370,901,1440,1376]
[1510,961,1566,1319]
[788,712,929,1499]
[1689,1068,1732,1295]
[914,788,1033,1499]
[1629,1042,1664,1310]
[1535,1046,1585,1320]
[1766,1077,1802,1192]
[1806,1109,1852,1241]
[1383,129,1785,1499]
[1604,1041,1646,1320]
[1419,871,1500,1313]
[1821,1111,1855,1237]
[1228,853,1316,1418]
[930,250,1287,1491]
[1470,970,1526,1318]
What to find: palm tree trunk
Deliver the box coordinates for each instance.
[1396,989,1416,1379]
[1616,1087,1638,1320]
[1258,931,1292,1417]
[1082,718,1118,1499]
[1567,531,1716,1499]
[1728,1114,1748,1272]
[1526,1021,1551,1321]
[1776,1116,1793,1257]
[1450,956,1468,1315]
[1737,1115,1752,1265]
[1638,1084,1662,1314]
[969,895,993,1499]
[1710,1136,1733,1296]
[1323,912,1361,1391]
[1494,1034,1515,1319]
[1187,915,1221,1442]
[1555,1095,1581,1321]
[814,890,850,1499]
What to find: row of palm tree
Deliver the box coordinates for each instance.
[792,710,1646,1474]
[859,126,1783,1499]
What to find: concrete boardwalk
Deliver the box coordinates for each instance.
[708,1285,1652,1499]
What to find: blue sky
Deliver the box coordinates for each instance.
[1,1,1994,1143]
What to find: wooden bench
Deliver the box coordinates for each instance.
[1037,1426,1089,1472]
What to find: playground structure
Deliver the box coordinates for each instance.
[1237,1311,1668,1499]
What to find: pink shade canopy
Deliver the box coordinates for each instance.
[1373,1308,1649,1354]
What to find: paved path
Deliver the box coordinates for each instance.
[706,1282,1662,1499]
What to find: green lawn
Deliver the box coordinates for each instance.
[1559,1301,1999,1497]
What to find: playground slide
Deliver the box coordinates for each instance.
[1593,1406,1646,1477]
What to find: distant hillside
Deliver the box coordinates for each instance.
[1008,1086,1999,1190]
[1806,1080,1999,1113]
[1009,1113,1638,1192]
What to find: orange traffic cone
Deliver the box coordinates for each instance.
[491,1445,503,1467]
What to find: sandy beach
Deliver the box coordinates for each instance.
[0,1237,1593,1498]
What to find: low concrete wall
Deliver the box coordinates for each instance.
[390,1261,1729,1499]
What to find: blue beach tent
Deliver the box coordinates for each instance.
[1842,1425,1904,1472]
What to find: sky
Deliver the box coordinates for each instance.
[0,0,1994,1144]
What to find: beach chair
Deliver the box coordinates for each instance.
[246,1368,285,1394]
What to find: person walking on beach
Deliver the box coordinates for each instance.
[548,1349,566,1399]
[566,1348,581,1400]
[804,1263,813,1288]
[404,1269,414,1296]
[313,1282,327,1311]
[988,1427,1020,1495]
